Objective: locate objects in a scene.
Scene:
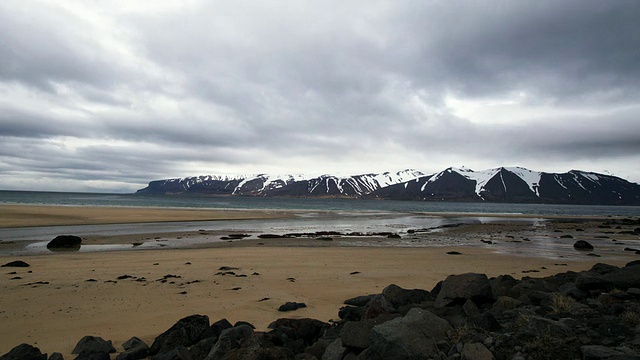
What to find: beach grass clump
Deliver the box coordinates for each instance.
[621,310,640,327]
[550,294,575,313]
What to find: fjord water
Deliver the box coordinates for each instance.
[1,190,639,216]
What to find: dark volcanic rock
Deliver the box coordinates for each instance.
[47,235,82,250]
[48,353,64,360]
[435,273,495,308]
[71,336,116,355]
[368,308,452,359]
[382,284,430,308]
[204,325,254,360]
[267,318,327,346]
[1,260,30,267]
[278,302,307,312]
[0,343,47,360]
[149,314,210,355]
[574,240,595,250]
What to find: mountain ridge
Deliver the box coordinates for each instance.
[136,167,640,205]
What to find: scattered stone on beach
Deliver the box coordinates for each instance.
[257,234,287,239]
[218,266,239,271]
[560,234,574,239]
[446,251,463,255]
[1,260,30,268]
[278,302,307,312]
[574,240,595,250]
[47,235,82,250]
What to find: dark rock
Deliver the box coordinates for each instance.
[461,343,494,360]
[338,306,365,321]
[561,234,574,239]
[233,321,255,329]
[382,284,430,308]
[204,325,254,360]
[267,318,327,346]
[0,343,47,360]
[188,337,217,360]
[71,336,115,355]
[322,339,346,360]
[580,345,639,360]
[47,235,82,250]
[468,312,501,331]
[210,318,233,337]
[278,302,307,312]
[574,240,594,250]
[435,273,495,308]
[114,345,149,360]
[361,295,395,320]
[339,314,399,350]
[343,294,375,307]
[368,308,452,359]
[152,345,191,360]
[149,314,210,355]
[1,260,30,268]
[121,338,147,352]
[603,265,640,290]
[446,251,463,255]
[49,353,64,360]
[73,352,110,360]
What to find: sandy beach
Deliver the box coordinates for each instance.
[1,205,639,358]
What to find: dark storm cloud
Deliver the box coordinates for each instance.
[0,1,639,192]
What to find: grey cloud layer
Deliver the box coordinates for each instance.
[1,1,639,192]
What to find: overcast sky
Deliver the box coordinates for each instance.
[1,1,639,193]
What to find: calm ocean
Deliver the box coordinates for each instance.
[1,190,639,217]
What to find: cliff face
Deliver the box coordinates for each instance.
[136,167,640,205]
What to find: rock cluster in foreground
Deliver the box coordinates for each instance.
[6,262,640,359]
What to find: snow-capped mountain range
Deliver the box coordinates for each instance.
[136,167,640,205]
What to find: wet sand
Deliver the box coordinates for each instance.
[1,205,639,358]
[0,204,292,228]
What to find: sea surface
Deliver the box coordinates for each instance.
[1,190,639,216]
[1,190,638,255]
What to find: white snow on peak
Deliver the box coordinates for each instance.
[450,167,502,197]
[503,166,542,195]
[447,166,541,197]
[577,171,601,184]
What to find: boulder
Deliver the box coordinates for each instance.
[278,302,307,312]
[122,337,147,351]
[461,342,494,360]
[1,260,30,268]
[573,240,594,251]
[116,337,149,360]
[368,308,452,359]
[580,345,638,360]
[575,273,614,291]
[188,337,218,360]
[435,273,495,308]
[603,265,640,290]
[71,336,116,355]
[343,294,375,307]
[49,353,64,360]
[204,325,254,360]
[267,318,327,346]
[47,235,82,250]
[149,314,211,355]
[73,352,110,360]
[210,318,233,338]
[0,343,47,360]
[339,314,399,350]
[322,338,346,360]
[382,284,430,308]
[151,345,190,360]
